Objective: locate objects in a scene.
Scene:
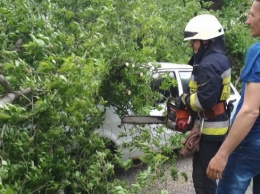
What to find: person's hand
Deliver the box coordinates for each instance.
[175,94,187,109]
[180,93,188,105]
[175,93,188,109]
[206,153,228,180]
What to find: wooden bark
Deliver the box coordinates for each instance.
[0,74,31,105]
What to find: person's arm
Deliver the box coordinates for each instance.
[186,63,222,111]
[206,82,260,180]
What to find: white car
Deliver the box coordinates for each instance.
[97,62,241,161]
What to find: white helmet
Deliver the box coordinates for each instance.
[184,14,224,41]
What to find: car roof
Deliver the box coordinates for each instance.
[159,62,192,69]
[150,62,192,70]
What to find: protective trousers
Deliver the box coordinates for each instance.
[192,139,222,194]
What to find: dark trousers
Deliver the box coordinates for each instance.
[192,139,222,194]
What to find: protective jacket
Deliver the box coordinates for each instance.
[186,35,231,141]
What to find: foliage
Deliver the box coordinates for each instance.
[221,0,257,89]
[0,0,255,193]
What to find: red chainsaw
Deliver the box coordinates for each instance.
[121,99,193,133]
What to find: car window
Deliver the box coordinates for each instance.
[151,70,235,103]
[179,71,192,94]
[151,72,179,103]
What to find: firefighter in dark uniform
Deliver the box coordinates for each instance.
[178,14,231,194]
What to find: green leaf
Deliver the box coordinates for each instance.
[1,160,7,166]
[6,189,15,194]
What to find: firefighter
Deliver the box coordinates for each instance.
[177,14,231,194]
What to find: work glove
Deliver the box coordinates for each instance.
[175,93,189,109]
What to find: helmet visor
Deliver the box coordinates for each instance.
[184,31,198,40]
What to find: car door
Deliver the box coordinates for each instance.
[148,69,192,147]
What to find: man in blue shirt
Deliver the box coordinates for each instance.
[206,1,260,193]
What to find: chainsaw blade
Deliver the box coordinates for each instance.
[121,115,166,124]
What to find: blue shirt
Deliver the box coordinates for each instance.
[232,42,260,144]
